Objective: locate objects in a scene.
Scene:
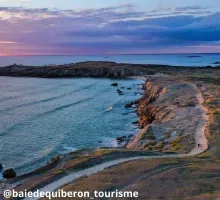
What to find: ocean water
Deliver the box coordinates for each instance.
[0,54,220,67]
[0,77,143,175]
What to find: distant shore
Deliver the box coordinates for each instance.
[0,61,219,79]
[1,54,220,68]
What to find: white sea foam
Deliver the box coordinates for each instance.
[105,105,113,112]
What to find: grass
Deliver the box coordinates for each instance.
[141,126,156,141]
[186,75,220,86]
[198,183,216,194]
[55,74,220,200]
[144,140,157,149]
[147,140,157,146]
[154,141,164,151]
[178,166,197,175]
[13,73,220,200]
[169,138,183,151]
[163,132,170,139]
[146,146,153,150]
[146,135,156,140]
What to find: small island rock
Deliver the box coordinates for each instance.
[111,82,118,86]
[116,136,127,144]
[117,89,123,95]
[212,61,220,64]
[3,168,16,179]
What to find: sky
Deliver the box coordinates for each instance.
[0,0,220,55]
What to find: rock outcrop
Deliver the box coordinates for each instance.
[127,78,202,153]
[212,61,220,64]
[111,82,118,86]
[3,168,16,179]
[125,100,140,108]
[117,89,123,95]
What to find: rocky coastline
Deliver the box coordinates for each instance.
[0,61,217,185]
[109,76,208,154]
[0,76,208,181]
[0,62,219,200]
[0,61,219,78]
[125,78,207,153]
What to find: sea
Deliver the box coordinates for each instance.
[0,76,143,176]
[0,53,219,177]
[0,53,220,67]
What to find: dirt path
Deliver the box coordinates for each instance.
[187,83,209,156]
[24,81,209,200]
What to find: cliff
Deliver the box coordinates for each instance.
[127,78,204,153]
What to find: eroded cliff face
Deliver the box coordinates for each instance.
[137,82,167,128]
[127,78,202,153]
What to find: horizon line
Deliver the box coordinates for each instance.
[1,52,220,57]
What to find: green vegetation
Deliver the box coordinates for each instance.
[146,135,156,140]
[144,140,157,149]
[164,132,170,139]
[154,141,164,151]
[178,166,197,175]
[146,146,153,150]
[148,140,157,146]
[186,75,220,86]
[169,138,183,151]
[141,126,156,141]
[198,183,216,194]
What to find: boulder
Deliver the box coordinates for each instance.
[111,82,118,86]
[117,89,123,95]
[124,102,133,108]
[128,134,134,138]
[3,168,16,179]
[116,136,127,144]
[50,155,60,163]
[124,100,140,108]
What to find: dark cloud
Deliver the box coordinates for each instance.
[0,4,219,54]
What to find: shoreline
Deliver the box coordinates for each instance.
[0,75,211,196]
[127,76,209,154]
[129,76,209,155]
[0,61,219,79]
[0,77,143,179]
[1,61,218,199]
[21,81,210,200]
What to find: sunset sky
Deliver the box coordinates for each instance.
[0,0,220,55]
